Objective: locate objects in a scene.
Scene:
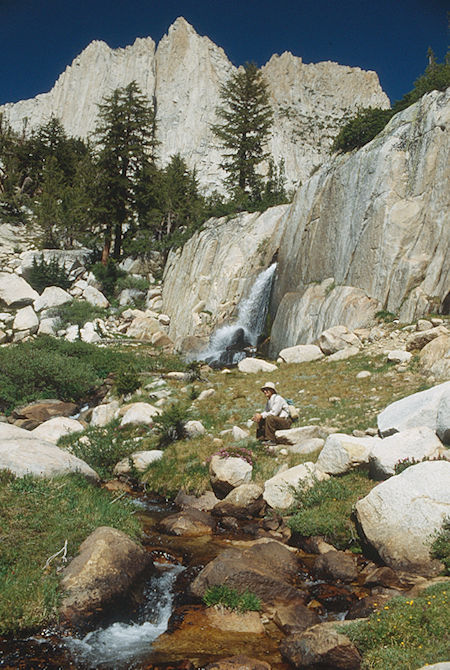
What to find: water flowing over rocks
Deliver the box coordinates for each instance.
[355,461,450,576]
[60,526,152,625]
[0,18,388,193]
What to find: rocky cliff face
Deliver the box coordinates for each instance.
[0,18,388,192]
[162,88,449,354]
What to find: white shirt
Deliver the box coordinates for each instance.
[261,393,290,419]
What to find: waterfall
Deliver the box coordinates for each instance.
[197,263,277,367]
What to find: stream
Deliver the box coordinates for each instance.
[0,494,357,670]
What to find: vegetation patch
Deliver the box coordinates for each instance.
[288,472,376,550]
[342,582,450,669]
[0,471,140,634]
[152,401,190,448]
[27,255,72,293]
[431,517,450,575]
[203,585,261,613]
[50,300,107,327]
[58,420,142,480]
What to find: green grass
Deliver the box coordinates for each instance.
[58,420,145,480]
[203,585,261,613]
[0,471,141,634]
[288,471,376,550]
[431,517,450,575]
[342,583,450,669]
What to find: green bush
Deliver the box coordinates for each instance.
[91,259,126,298]
[203,585,261,613]
[0,472,140,634]
[431,517,450,575]
[49,300,107,327]
[343,583,450,670]
[115,274,150,293]
[59,420,139,480]
[153,401,190,448]
[27,255,71,293]
[288,472,375,550]
[114,367,141,397]
[332,107,393,153]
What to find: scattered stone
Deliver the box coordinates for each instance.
[209,455,253,498]
[82,285,109,308]
[313,551,358,583]
[31,417,84,443]
[356,370,371,379]
[275,425,330,445]
[213,483,264,519]
[90,401,120,427]
[0,272,39,307]
[174,490,219,512]
[377,381,450,436]
[205,655,271,670]
[11,399,77,429]
[120,402,161,427]
[33,286,73,312]
[316,433,380,475]
[65,324,79,341]
[114,450,163,475]
[205,609,264,634]
[117,288,145,307]
[318,325,362,355]
[326,346,360,361]
[369,426,446,479]
[0,437,98,480]
[286,438,325,455]
[60,526,151,624]
[37,317,59,336]
[263,463,329,510]
[346,594,394,620]
[355,461,450,576]
[237,358,277,373]
[232,426,250,440]
[278,344,324,364]
[406,325,448,351]
[13,305,39,333]
[419,334,450,380]
[280,622,362,669]
[185,420,206,438]
[272,600,320,635]
[80,321,101,343]
[197,388,216,401]
[387,349,412,364]
[159,508,215,536]
[417,319,433,331]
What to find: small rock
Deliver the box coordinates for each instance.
[356,370,371,379]
[387,349,412,364]
[237,358,277,373]
[185,420,206,438]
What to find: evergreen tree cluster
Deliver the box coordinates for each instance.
[332,49,450,153]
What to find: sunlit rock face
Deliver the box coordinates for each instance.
[0,18,388,193]
[269,88,450,353]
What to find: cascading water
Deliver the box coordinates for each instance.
[197,263,277,368]
[64,562,184,669]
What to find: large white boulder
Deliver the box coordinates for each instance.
[37,317,59,336]
[317,433,380,475]
[355,461,450,575]
[377,382,450,437]
[90,401,120,427]
[120,402,161,427]
[237,358,277,373]
[278,344,324,364]
[80,321,101,343]
[209,454,252,498]
[437,391,450,445]
[318,325,362,355]
[0,272,39,307]
[33,286,73,312]
[0,437,98,480]
[82,286,109,308]
[114,450,164,475]
[13,305,39,333]
[31,417,84,444]
[420,334,450,381]
[275,425,331,445]
[126,314,162,340]
[370,426,447,479]
[263,462,329,509]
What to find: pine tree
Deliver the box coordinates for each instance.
[94,81,157,261]
[212,62,273,202]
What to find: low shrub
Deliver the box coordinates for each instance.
[288,472,375,550]
[28,255,72,293]
[394,455,447,475]
[114,367,141,397]
[49,300,107,328]
[152,401,190,448]
[431,517,450,575]
[210,445,256,466]
[115,275,150,293]
[343,582,450,669]
[203,584,261,613]
[91,259,126,298]
[0,472,140,634]
[59,420,139,480]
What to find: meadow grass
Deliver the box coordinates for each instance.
[0,472,141,634]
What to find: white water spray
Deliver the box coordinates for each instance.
[198,263,277,366]
[64,562,184,669]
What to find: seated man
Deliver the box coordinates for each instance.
[252,381,292,443]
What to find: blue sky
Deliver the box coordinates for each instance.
[0,0,448,106]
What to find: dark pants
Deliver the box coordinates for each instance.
[256,415,292,442]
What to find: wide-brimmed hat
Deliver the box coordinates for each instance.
[261,381,276,392]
